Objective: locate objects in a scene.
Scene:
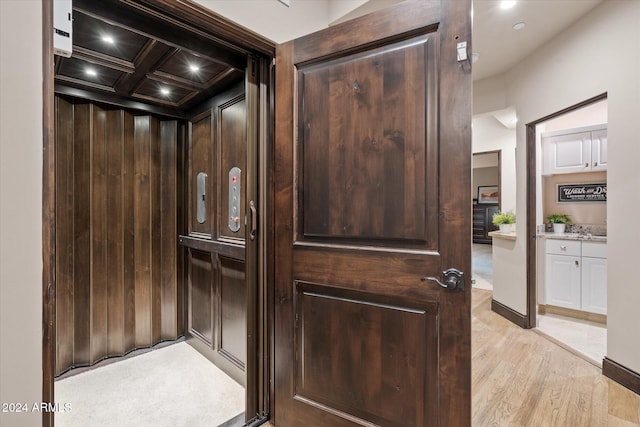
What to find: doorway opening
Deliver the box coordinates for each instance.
[526,94,608,366]
[44,1,274,425]
[472,150,501,291]
[471,106,517,297]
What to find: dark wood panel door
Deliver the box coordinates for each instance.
[274,1,472,426]
[184,82,253,389]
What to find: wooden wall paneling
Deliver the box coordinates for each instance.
[219,256,247,372]
[55,97,182,374]
[55,96,74,374]
[150,117,163,344]
[72,103,92,366]
[161,120,179,339]
[258,56,272,419]
[190,111,214,236]
[106,109,125,356]
[176,122,186,337]
[186,122,193,237]
[90,105,108,363]
[134,115,152,347]
[218,96,247,241]
[188,249,214,344]
[122,111,137,351]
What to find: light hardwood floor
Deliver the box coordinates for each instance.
[473,288,640,426]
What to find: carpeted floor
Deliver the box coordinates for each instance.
[55,342,244,427]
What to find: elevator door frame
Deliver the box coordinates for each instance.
[42,2,276,426]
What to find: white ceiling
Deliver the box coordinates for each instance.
[472,0,603,81]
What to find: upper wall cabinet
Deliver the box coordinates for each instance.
[542,124,607,175]
[590,128,607,171]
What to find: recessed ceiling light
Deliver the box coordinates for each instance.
[160,87,170,96]
[101,35,115,45]
[85,68,97,77]
[500,0,517,10]
[189,64,200,73]
[513,22,526,30]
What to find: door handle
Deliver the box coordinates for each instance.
[249,200,257,241]
[196,172,207,224]
[421,268,464,291]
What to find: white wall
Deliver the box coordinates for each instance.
[328,0,368,23]
[0,1,43,426]
[477,0,640,372]
[473,74,509,116]
[492,237,525,314]
[472,167,499,201]
[472,115,517,213]
[193,0,335,43]
[329,0,402,25]
[193,0,401,43]
[541,99,607,133]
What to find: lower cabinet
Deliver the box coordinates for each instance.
[546,253,582,310]
[581,256,607,314]
[545,239,607,315]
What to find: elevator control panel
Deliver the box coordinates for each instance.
[228,167,241,232]
[196,172,207,224]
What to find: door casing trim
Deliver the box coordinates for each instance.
[524,92,608,330]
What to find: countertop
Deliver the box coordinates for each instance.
[538,232,607,242]
[488,230,516,241]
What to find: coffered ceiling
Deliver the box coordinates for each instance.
[54,0,247,116]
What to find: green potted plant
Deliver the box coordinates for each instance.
[547,213,571,234]
[492,211,516,233]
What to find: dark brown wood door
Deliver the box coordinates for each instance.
[180,82,251,388]
[274,1,472,426]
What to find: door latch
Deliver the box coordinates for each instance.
[421,268,464,291]
[196,172,207,224]
[456,41,468,62]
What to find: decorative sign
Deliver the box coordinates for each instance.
[557,183,607,203]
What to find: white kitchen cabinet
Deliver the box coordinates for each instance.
[580,241,607,314]
[590,128,607,171]
[545,240,582,310]
[544,239,607,314]
[581,257,607,314]
[542,124,607,175]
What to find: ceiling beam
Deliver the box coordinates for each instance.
[73,0,247,71]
